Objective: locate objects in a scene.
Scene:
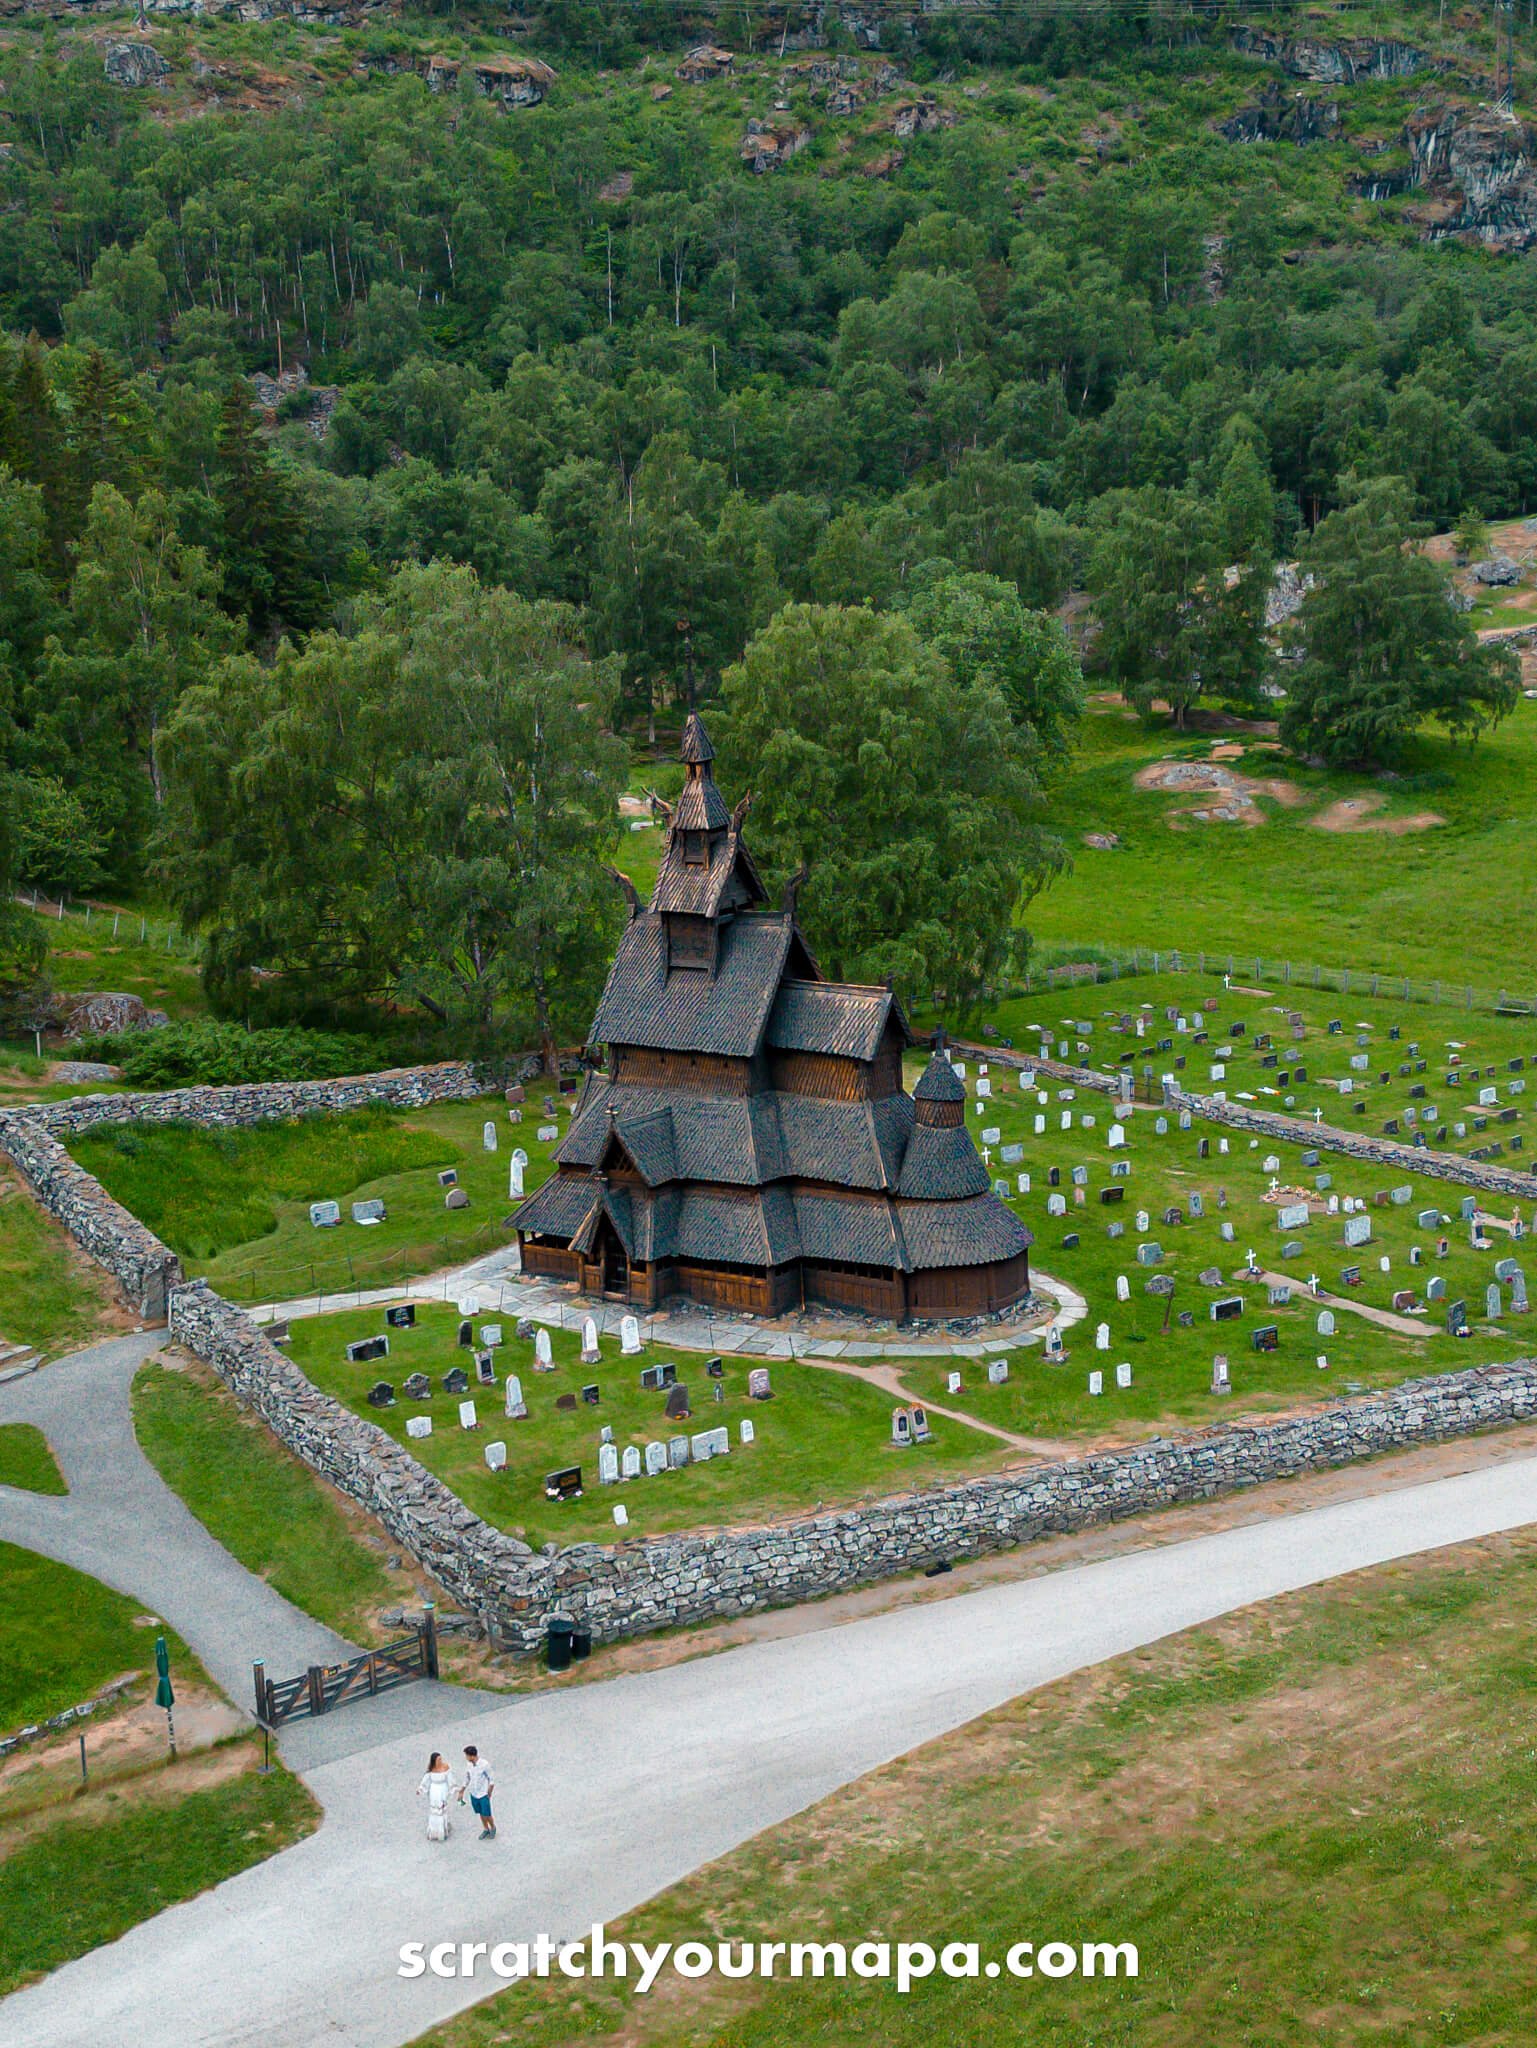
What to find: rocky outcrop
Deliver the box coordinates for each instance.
[423,54,555,107]
[1230,27,1429,84]
[103,40,171,87]
[50,992,163,1040]
[1400,105,1537,249]
[1220,90,1341,146]
[740,118,810,172]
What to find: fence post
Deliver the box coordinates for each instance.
[307,1665,325,1717]
[253,1660,266,1722]
[422,1601,439,1680]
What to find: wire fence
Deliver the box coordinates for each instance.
[1002,949,1537,1019]
[217,1223,512,1307]
[13,893,199,959]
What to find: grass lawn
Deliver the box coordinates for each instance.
[417,1524,1537,2048]
[1024,692,1537,988]
[887,1039,1524,1447]
[0,1741,316,1997]
[132,1357,417,1643]
[0,1160,121,1356]
[0,1541,205,1730]
[0,1425,65,1496]
[285,1308,1004,1551]
[73,1097,570,1302]
[34,902,206,1022]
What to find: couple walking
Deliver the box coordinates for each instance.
[417,1745,496,1843]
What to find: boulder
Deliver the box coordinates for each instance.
[53,992,155,1040]
[103,42,171,88]
[1473,555,1522,587]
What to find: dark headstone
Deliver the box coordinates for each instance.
[385,1303,416,1330]
[544,1466,582,1500]
[366,1381,395,1407]
[664,1383,692,1420]
[443,1366,470,1396]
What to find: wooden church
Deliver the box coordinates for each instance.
[512,713,1032,1322]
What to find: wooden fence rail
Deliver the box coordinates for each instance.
[254,1607,439,1728]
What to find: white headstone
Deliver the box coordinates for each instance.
[484,1441,507,1471]
[534,1328,553,1369]
[581,1316,600,1364]
[458,1399,478,1429]
[483,1120,497,1152]
[1095,1322,1110,1350]
[1116,1274,1130,1302]
[644,1440,668,1475]
[739,1418,755,1445]
[598,1443,620,1484]
[620,1314,643,1355]
[946,1370,962,1394]
[987,1359,1009,1384]
[613,1504,629,1527]
[1108,1124,1126,1148]
[621,1445,642,1481]
[406,1415,431,1439]
[503,1374,526,1417]
[1088,1370,1104,1396]
[509,1157,524,1198]
[1115,1362,1132,1389]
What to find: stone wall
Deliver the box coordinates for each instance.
[0,1112,182,1318]
[28,1060,485,1140]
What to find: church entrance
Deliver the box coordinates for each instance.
[598,1219,629,1298]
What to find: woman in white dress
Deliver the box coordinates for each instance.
[418,1751,453,1841]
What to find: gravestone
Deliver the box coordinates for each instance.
[946,1370,963,1393]
[1071,1164,1088,1187]
[482,1120,497,1152]
[891,1408,913,1447]
[1199,1266,1223,1287]
[545,1467,582,1501]
[1047,1193,1067,1217]
[664,1383,692,1420]
[309,1200,340,1229]
[988,1359,1010,1384]
[668,1435,690,1469]
[1268,1284,1291,1307]
[911,1406,932,1442]
[645,1440,668,1476]
[1115,1362,1132,1389]
[1211,1297,1243,1322]
[1426,1274,1446,1302]
[620,1315,642,1355]
[509,1157,525,1199]
[1277,1202,1310,1233]
[1392,1289,1419,1313]
[480,1323,503,1349]
[405,1416,431,1439]
[537,1124,559,1142]
[1316,1309,1335,1336]
[621,1446,642,1481]
[1219,1221,1236,1244]
[1116,1275,1131,1302]
[580,1317,600,1365]
[353,1199,386,1226]
[1486,1283,1503,1319]
[1495,1256,1520,1284]
[437,1168,458,1188]
[534,1329,554,1370]
[1251,1325,1278,1353]
[1137,1242,1164,1265]
[366,1381,395,1408]
[475,1352,497,1386]
[484,1441,507,1473]
[1088,1370,1104,1396]
[1189,1192,1205,1220]
[458,1399,479,1430]
[1512,1271,1530,1312]
[748,1367,772,1400]
[504,1374,527,1419]
[403,1372,430,1401]
[1211,1355,1230,1395]
[1446,1298,1468,1335]
[739,1419,755,1446]
[1343,1214,1372,1249]
[385,1303,416,1330]
[346,1335,389,1365]
[581,1382,600,1406]
[445,1188,470,1211]
[691,1427,729,1461]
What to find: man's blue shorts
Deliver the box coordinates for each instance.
[470,1793,492,1818]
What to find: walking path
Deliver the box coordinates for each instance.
[0,1333,505,1769]
[247,1249,1089,1362]
[5,1437,1537,2047]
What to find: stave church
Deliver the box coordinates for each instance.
[512,713,1032,1322]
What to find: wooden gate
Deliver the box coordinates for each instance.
[254,1609,439,1728]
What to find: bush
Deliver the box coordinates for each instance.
[73,1021,378,1089]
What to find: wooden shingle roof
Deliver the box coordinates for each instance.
[589,914,795,1056]
[766,978,910,1061]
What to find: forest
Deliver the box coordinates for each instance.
[0,0,1532,1050]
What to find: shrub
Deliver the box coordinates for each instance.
[73,1021,378,1089]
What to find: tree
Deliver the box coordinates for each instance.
[1086,486,1269,726]
[0,772,45,1008]
[712,602,1062,1009]
[159,562,627,1058]
[1452,506,1491,564]
[900,566,1083,766]
[1281,477,1519,769]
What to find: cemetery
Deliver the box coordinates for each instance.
[286,1306,996,1549]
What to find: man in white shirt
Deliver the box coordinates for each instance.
[459,1745,496,1840]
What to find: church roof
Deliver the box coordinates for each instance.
[896,1194,1033,1269]
[679,711,715,764]
[590,914,797,1057]
[896,1117,992,1199]
[766,979,910,1061]
[913,1048,965,1103]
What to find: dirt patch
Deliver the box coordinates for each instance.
[1134,758,1306,826]
[1311,794,1444,835]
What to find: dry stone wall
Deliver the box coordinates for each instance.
[8,1059,1537,1651]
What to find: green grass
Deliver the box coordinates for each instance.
[72,1097,568,1299]
[0,1424,65,1496]
[37,902,207,1021]
[0,1541,204,1729]
[417,1527,1537,2048]
[0,1749,317,1997]
[0,1163,117,1355]
[132,1359,407,1642]
[1024,693,1537,988]
[285,1308,1003,1550]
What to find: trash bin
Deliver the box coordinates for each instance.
[546,1615,574,1672]
[571,1627,592,1662]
